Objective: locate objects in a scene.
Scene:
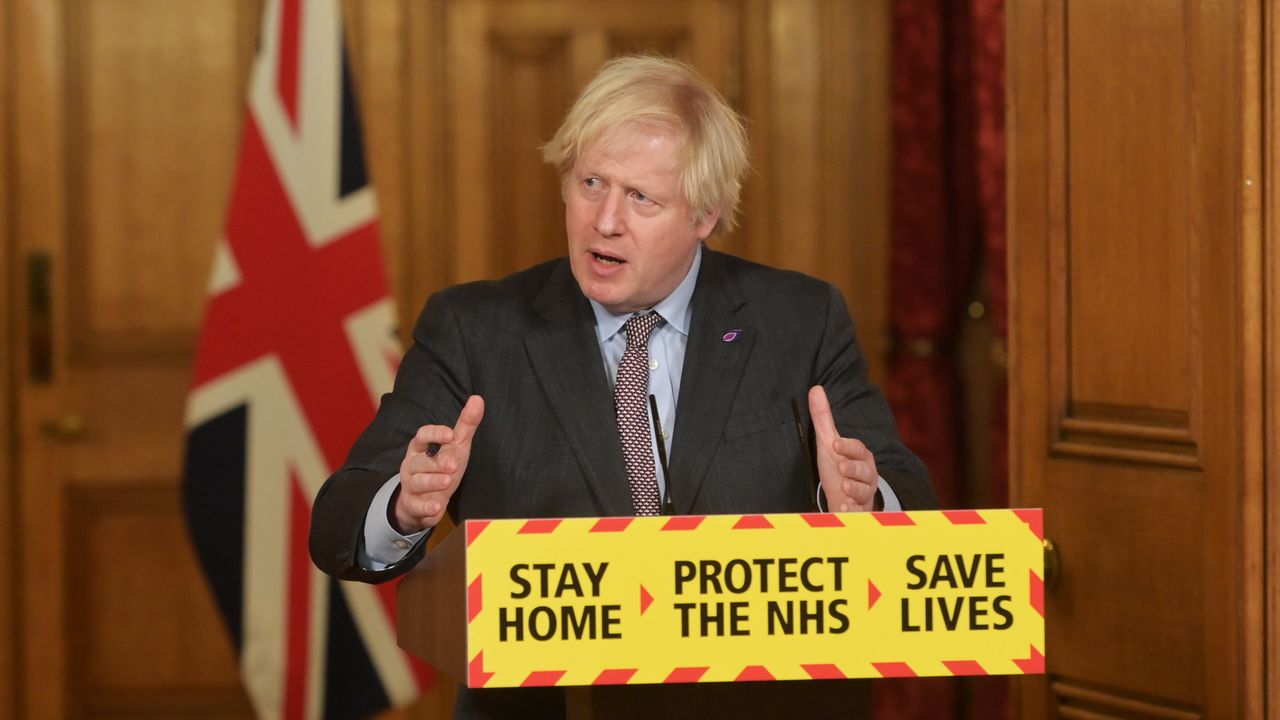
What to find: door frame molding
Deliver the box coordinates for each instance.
[1,0,16,714]
[1266,0,1279,712]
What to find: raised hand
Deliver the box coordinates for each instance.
[393,395,485,533]
[808,385,878,512]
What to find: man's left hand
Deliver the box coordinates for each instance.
[808,385,878,512]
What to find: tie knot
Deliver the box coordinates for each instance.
[624,312,663,349]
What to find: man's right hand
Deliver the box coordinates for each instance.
[393,395,485,533]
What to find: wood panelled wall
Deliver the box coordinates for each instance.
[1008,0,1271,717]
[1,0,892,717]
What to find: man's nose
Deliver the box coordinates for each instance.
[593,191,625,237]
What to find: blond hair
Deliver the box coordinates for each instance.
[542,55,749,234]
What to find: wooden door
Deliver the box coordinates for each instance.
[1007,1,1266,717]
[9,0,264,715]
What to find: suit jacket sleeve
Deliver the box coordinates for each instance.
[309,290,471,583]
[814,284,938,511]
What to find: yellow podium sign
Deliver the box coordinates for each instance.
[462,509,1045,688]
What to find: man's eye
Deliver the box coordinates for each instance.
[584,177,601,189]
[632,191,651,204]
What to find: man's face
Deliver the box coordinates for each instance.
[565,125,719,314]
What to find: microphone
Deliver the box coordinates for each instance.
[649,394,676,515]
[791,398,822,510]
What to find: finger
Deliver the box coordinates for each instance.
[394,480,449,531]
[407,424,454,455]
[833,437,871,461]
[807,385,839,446]
[407,471,456,495]
[408,447,461,475]
[843,479,876,507]
[838,459,878,484]
[401,492,449,522]
[810,386,849,511]
[842,473,876,495]
[405,450,454,480]
[451,395,486,445]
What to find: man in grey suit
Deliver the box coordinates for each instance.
[311,55,935,718]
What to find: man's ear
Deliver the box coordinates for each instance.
[694,207,721,240]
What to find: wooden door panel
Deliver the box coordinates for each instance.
[68,0,251,357]
[1050,0,1200,464]
[487,33,577,277]
[1009,0,1263,717]
[1060,2,1192,415]
[1043,467,1205,701]
[68,486,250,716]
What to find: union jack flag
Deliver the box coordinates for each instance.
[182,0,431,717]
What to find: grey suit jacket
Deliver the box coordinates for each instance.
[310,250,935,718]
[311,249,934,582]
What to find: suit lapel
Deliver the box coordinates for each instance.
[523,262,634,516]
[669,251,753,513]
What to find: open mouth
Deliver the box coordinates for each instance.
[592,251,626,265]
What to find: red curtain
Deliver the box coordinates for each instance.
[876,0,1007,718]
[967,0,1009,717]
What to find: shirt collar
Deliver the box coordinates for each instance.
[589,244,702,344]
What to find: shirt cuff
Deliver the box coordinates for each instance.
[877,475,903,512]
[359,474,428,570]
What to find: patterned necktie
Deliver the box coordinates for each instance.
[615,312,664,515]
